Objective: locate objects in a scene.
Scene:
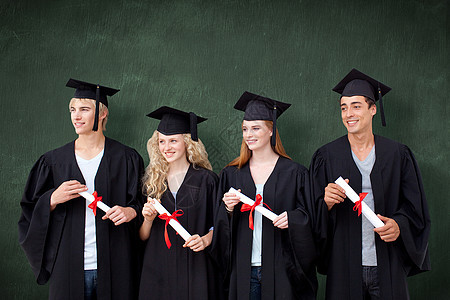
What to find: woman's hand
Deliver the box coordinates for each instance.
[142,197,159,223]
[273,211,289,229]
[222,189,241,212]
[183,230,213,252]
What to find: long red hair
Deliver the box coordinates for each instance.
[227,121,291,168]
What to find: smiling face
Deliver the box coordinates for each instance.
[70,99,97,135]
[340,95,376,135]
[157,132,187,164]
[242,120,272,151]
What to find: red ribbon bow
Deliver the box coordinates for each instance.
[353,192,368,217]
[241,194,271,230]
[88,191,102,216]
[158,209,184,249]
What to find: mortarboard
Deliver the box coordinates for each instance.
[234,91,291,146]
[332,68,391,126]
[146,106,207,141]
[66,78,120,131]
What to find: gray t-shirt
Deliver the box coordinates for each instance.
[352,146,377,266]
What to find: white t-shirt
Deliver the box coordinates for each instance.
[251,184,264,266]
[76,149,104,270]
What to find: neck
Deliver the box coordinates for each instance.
[168,158,190,175]
[347,131,374,152]
[76,131,105,150]
[250,144,279,164]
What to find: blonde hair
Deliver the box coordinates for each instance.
[228,120,291,168]
[69,98,109,131]
[142,130,212,199]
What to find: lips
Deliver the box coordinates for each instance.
[164,152,175,158]
[347,120,358,126]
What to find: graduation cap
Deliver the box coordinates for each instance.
[332,68,391,126]
[234,91,291,146]
[146,106,207,141]
[66,78,120,131]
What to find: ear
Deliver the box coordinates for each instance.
[98,108,108,120]
[371,104,377,117]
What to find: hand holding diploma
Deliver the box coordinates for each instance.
[79,191,110,215]
[334,177,384,228]
[147,198,192,248]
[228,187,279,229]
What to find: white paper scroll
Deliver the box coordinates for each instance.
[79,191,111,213]
[148,198,192,241]
[228,187,279,221]
[334,177,384,228]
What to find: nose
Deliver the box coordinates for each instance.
[345,107,354,118]
[163,142,171,151]
[72,109,81,119]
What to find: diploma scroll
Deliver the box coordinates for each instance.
[148,198,192,241]
[228,187,279,221]
[334,177,384,228]
[79,191,110,213]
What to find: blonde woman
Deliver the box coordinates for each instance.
[212,92,318,300]
[139,106,223,300]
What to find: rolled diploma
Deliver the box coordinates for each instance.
[149,198,192,241]
[228,187,279,221]
[334,177,384,228]
[79,191,111,213]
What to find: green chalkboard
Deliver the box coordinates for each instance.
[1,0,448,298]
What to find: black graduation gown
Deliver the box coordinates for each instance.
[18,137,145,300]
[212,157,318,300]
[310,135,431,300]
[139,165,224,300]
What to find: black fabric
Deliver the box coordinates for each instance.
[146,106,206,141]
[332,69,391,101]
[234,91,291,121]
[211,157,318,300]
[310,135,431,300]
[139,165,225,300]
[66,78,119,107]
[18,138,145,300]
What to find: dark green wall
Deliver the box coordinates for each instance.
[1,0,448,298]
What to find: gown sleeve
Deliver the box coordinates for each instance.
[18,155,66,284]
[283,166,318,297]
[210,167,232,288]
[125,149,146,215]
[309,149,335,274]
[392,145,431,275]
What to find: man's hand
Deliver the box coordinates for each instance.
[324,179,348,210]
[103,206,137,226]
[50,180,87,211]
[373,215,400,242]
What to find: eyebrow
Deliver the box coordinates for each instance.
[340,101,363,107]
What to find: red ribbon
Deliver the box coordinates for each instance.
[88,191,102,216]
[158,209,184,249]
[353,192,368,217]
[240,194,273,230]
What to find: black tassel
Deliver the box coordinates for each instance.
[378,86,386,127]
[271,105,277,147]
[189,112,198,141]
[93,85,100,131]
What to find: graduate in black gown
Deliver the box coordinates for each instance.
[310,69,431,299]
[18,79,145,300]
[212,92,317,300]
[139,106,223,300]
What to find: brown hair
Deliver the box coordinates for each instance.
[227,120,291,169]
